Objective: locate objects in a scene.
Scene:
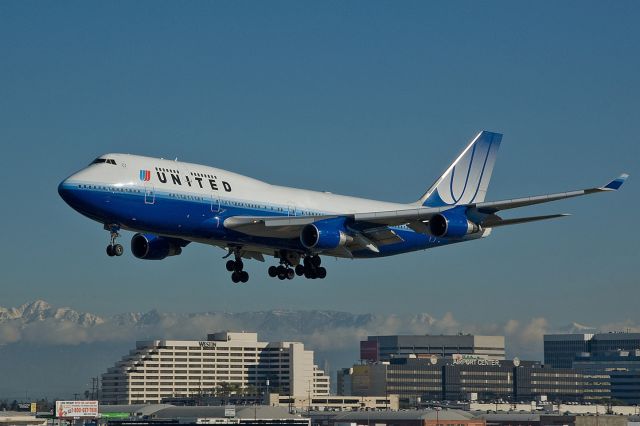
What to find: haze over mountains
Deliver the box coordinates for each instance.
[0,300,637,400]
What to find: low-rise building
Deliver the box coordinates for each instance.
[319,408,484,426]
[266,392,399,411]
[101,404,310,425]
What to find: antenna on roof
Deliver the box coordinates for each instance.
[175,157,178,161]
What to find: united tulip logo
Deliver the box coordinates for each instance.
[139,170,151,181]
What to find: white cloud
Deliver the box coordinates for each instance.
[1,301,639,363]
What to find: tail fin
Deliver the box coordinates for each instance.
[418,130,502,207]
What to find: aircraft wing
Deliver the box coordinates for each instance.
[354,174,629,227]
[223,174,628,244]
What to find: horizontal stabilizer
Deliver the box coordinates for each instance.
[481,213,570,228]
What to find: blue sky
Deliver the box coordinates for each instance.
[1,1,638,326]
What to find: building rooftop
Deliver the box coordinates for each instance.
[100,404,303,420]
[332,409,476,421]
[154,405,301,419]
[100,404,172,416]
[475,413,542,422]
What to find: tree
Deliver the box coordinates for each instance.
[215,382,242,404]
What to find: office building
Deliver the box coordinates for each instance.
[340,354,588,405]
[543,334,593,369]
[544,332,640,368]
[574,349,640,404]
[360,334,505,362]
[514,365,586,402]
[101,331,330,404]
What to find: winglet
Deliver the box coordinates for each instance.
[602,173,629,191]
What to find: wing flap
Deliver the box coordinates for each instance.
[360,227,404,245]
[481,213,570,228]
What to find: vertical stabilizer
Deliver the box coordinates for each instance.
[418,131,502,207]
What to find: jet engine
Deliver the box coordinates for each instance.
[300,218,352,250]
[428,211,481,238]
[131,233,183,260]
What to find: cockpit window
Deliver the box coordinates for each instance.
[91,158,117,165]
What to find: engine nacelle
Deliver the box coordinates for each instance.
[300,218,351,250]
[428,211,481,238]
[131,233,183,260]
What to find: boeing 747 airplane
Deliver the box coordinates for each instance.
[59,131,628,283]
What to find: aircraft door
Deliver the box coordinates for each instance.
[144,185,155,205]
[288,205,298,217]
[211,194,221,213]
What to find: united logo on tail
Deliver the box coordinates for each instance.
[419,131,502,207]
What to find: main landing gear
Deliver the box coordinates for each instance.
[267,254,327,281]
[268,264,295,280]
[301,255,327,279]
[225,253,249,284]
[105,225,124,257]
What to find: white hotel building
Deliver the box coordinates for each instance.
[101,332,330,404]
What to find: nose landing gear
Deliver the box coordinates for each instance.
[105,225,124,257]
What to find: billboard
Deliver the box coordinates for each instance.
[56,401,99,418]
[16,402,31,412]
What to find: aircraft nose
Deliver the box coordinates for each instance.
[58,178,74,205]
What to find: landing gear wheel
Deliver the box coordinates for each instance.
[295,265,305,276]
[226,260,236,272]
[286,268,295,280]
[239,271,249,283]
[105,225,121,257]
[268,266,278,277]
[231,271,240,283]
[113,244,124,257]
[278,272,286,280]
[311,255,321,268]
[234,259,244,272]
[317,267,327,279]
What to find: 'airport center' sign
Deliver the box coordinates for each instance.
[452,354,501,367]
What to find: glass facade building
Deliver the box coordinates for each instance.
[573,349,640,404]
[544,333,640,368]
